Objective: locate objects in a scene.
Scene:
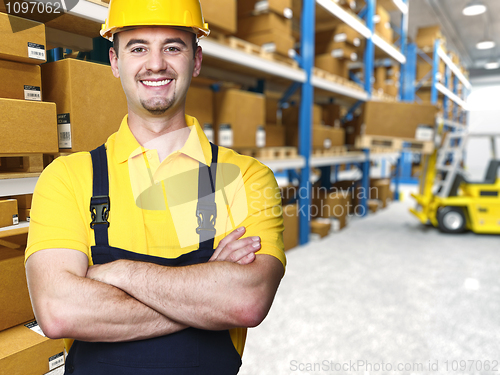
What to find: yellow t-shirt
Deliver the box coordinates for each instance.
[26,115,286,356]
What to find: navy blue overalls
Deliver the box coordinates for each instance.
[64,143,242,374]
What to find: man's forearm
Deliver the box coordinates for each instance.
[26,250,187,342]
[89,255,283,331]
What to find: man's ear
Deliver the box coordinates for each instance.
[192,46,203,78]
[109,47,120,78]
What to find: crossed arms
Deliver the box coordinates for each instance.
[25,227,283,342]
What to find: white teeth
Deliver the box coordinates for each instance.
[142,79,171,87]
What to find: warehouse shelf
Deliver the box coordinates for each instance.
[199,39,307,83]
[0,177,39,198]
[435,83,468,110]
[260,157,306,172]
[312,75,369,101]
[436,47,471,91]
[311,152,366,167]
[64,0,108,23]
[315,0,406,64]
[0,222,29,239]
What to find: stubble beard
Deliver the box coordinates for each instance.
[141,96,175,115]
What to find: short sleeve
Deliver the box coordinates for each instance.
[25,155,92,263]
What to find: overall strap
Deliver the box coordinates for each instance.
[89,144,110,247]
[196,143,219,247]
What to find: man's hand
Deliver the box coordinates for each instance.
[209,227,260,265]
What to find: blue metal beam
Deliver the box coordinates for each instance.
[298,0,315,245]
[431,39,441,105]
[402,43,416,102]
[279,82,302,108]
[363,0,375,97]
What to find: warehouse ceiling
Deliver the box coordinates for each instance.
[397,0,500,80]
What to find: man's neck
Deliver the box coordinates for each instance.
[127,108,190,162]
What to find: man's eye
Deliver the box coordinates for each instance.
[166,46,180,52]
[132,47,146,53]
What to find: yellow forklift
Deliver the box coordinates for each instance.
[411,127,500,234]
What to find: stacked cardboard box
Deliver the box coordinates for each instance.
[370,178,392,208]
[0,199,19,228]
[41,58,128,152]
[214,89,266,148]
[186,85,215,142]
[315,24,362,79]
[373,65,400,98]
[0,237,66,373]
[200,0,237,35]
[264,94,286,147]
[343,101,438,145]
[236,0,295,57]
[311,187,351,230]
[374,5,393,44]
[282,203,299,251]
[282,103,345,149]
[0,13,58,154]
[416,25,446,54]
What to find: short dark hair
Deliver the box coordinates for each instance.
[113,31,198,59]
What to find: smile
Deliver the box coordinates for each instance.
[141,79,172,87]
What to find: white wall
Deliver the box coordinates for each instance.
[463,77,500,181]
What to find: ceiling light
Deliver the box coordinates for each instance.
[463,0,487,16]
[485,60,500,69]
[476,40,495,50]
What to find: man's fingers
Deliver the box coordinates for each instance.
[210,227,246,261]
[219,237,260,263]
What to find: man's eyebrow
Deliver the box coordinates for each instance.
[163,38,188,47]
[125,39,148,49]
[124,37,188,49]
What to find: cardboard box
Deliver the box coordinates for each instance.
[417,60,445,84]
[282,203,298,251]
[0,60,42,101]
[286,124,344,149]
[238,0,293,17]
[0,199,19,228]
[15,194,33,209]
[0,13,46,64]
[313,104,323,125]
[0,98,57,154]
[370,178,391,208]
[316,40,358,60]
[0,246,34,331]
[18,208,31,222]
[322,103,341,127]
[266,96,280,124]
[353,101,438,139]
[0,321,65,374]
[311,188,350,225]
[214,89,265,148]
[265,124,285,147]
[237,12,292,36]
[416,25,445,52]
[315,54,349,78]
[41,58,128,152]
[311,219,331,237]
[200,0,237,34]
[332,24,362,47]
[374,66,387,93]
[186,85,214,128]
[243,30,295,56]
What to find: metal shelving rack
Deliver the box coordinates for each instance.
[0,0,410,245]
[295,0,409,244]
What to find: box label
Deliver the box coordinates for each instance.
[255,0,269,12]
[334,33,348,43]
[218,124,233,147]
[25,321,46,337]
[57,113,72,149]
[324,138,332,149]
[44,366,65,375]
[203,124,214,143]
[24,85,41,101]
[12,214,19,225]
[283,7,293,19]
[415,126,434,141]
[262,43,277,53]
[49,352,65,371]
[27,42,46,61]
[256,126,266,148]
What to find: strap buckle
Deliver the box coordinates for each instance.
[90,195,110,229]
[195,202,217,235]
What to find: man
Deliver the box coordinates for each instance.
[25,0,286,374]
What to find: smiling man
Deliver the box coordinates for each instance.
[24,1,286,374]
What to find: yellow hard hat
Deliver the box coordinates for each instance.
[101,0,210,41]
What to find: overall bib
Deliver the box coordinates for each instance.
[64,143,242,374]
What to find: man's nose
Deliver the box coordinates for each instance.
[145,49,168,72]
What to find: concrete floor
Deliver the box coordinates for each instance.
[239,192,500,375]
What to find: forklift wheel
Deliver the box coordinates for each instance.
[437,207,467,234]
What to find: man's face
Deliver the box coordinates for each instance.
[109,27,202,117]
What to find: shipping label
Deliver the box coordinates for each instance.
[27,42,46,61]
[218,124,233,147]
[24,85,41,101]
[57,113,72,149]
